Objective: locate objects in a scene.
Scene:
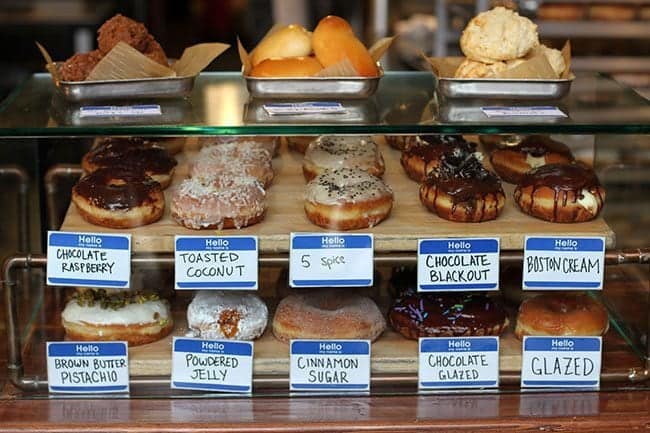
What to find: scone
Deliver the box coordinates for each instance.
[538,45,566,77]
[460,7,539,63]
[454,59,507,78]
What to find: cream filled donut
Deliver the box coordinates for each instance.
[187,291,268,340]
[190,142,274,188]
[304,168,393,230]
[171,175,267,230]
[303,136,385,181]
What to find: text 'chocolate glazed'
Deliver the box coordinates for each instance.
[514,162,606,223]
[74,168,162,211]
[389,293,509,339]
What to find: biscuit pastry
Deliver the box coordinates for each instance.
[454,59,507,78]
[460,7,538,63]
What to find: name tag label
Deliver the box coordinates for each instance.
[289,233,373,287]
[290,340,370,391]
[263,102,346,116]
[47,342,129,394]
[174,236,258,290]
[171,338,253,393]
[79,104,162,118]
[481,106,567,118]
[419,337,499,389]
[523,236,605,290]
[418,238,500,291]
[521,336,602,388]
[47,231,131,288]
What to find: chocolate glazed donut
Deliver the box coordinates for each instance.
[400,135,474,182]
[513,163,606,223]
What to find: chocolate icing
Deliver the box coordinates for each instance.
[74,167,161,210]
[408,135,475,162]
[86,138,176,174]
[502,135,573,158]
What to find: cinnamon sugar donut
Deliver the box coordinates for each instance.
[513,163,605,223]
[304,168,393,230]
[190,142,274,188]
[171,174,266,230]
[198,135,279,157]
[72,167,164,228]
[401,135,474,182]
[303,136,385,181]
[272,289,386,342]
[515,293,609,339]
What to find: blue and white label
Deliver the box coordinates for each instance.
[521,336,602,388]
[79,105,162,118]
[263,102,346,116]
[171,338,253,393]
[419,337,499,389]
[523,236,605,290]
[417,238,500,291]
[47,231,131,288]
[289,233,373,287]
[290,340,371,391]
[174,236,258,290]
[481,106,567,118]
[46,342,129,394]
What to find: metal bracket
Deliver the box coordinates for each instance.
[0,165,30,253]
[44,164,83,230]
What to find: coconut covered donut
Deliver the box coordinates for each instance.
[303,136,385,181]
[272,289,386,342]
[190,142,274,188]
[198,135,280,157]
[304,168,393,230]
[187,291,268,341]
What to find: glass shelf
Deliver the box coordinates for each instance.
[0,72,648,137]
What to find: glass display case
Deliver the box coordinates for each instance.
[0,71,649,430]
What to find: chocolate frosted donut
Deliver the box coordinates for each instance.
[401,135,474,182]
[72,167,164,228]
[490,135,574,184]
[419,148,505,222]
[513,163,605,223]
[389,293,509,340]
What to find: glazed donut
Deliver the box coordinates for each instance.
[171,174,266,230]
[191,142,274,188]
[401,135,474,182]
[72,168,164,228]
[489,135,574,184]
[286,136,316,154]
[187,291,268,341]
[385,135,416,151]
[198,135,280,157]
[272,289,386,342]
[389,293,509,340]
[303,136,385,181]
[589,4,636,21]
[304,168,393,230]
[515,293,609,339]
[82,137,177,188]
[513,163,606,223]
[62,289,173,346]
[419,149,505,222]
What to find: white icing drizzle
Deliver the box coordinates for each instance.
[304,168,393,205]
[187,291,268,341]
[304,136,381,170]
[62,299,170,326]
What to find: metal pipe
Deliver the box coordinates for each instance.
[44,164,83,230]
[0,165,30,253]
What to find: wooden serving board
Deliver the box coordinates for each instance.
[60,137,615,252]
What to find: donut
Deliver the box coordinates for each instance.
[82,137,177,189]
[198,136,280,157]
[385,135,416,151]
[419,148,505,222]
[304,168,393,230]
[187,291,268,341]
[190,142,274,188]
[537,3,585,20]
[72,167,164,228]
[303,136,385,181]
[589,4,636,21]
[389,293,509,340]
[286,136,316,154]
[489,135,574,184]
[272,289,386,342]
[171,174,266,230]
[513,163,606,223]
[401,135,474,182]
[515,293,609,339]
[62,289,173,346]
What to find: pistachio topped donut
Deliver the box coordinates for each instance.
[303,136,385,181]
[304,168,393,230]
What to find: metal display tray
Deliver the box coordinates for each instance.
[436,76,573,100]
[245,70,383,99]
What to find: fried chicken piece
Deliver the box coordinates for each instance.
[59,49,104,81]
[97,14,151,55]
[143,38,168,66]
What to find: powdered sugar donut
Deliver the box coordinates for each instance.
[190,142,274,187]
[187,291,268,340]
[303,136,385,181]
[171,175,267,230]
